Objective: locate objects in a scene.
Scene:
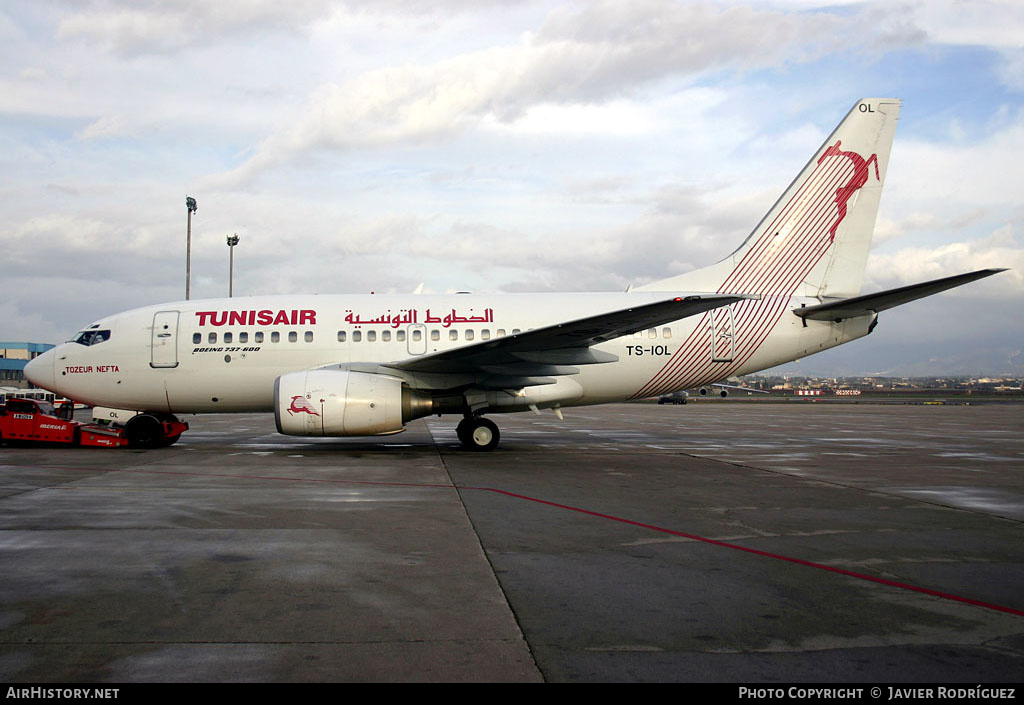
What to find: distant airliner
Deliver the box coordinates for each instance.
[25,99,1005,450]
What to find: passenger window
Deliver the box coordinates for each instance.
[481,329,490,340]
[288,331,297,343]
[449,330,458,341]
[382,331,391,342]
[367,331,377,342]
[412,330,422,342]
[224,332,233,344]
[353,331,362,342]
[193,333,201,344]
[305,331,313,343]
[397,330,406,342]
[662,328,672,339]
[271,332,280,343]
[497,329,506,337]
[338,331,346,342]
[208,332,217,344]
[240,332,248,343]
[512,328,521,335]
[465,330,475,341]
[648,328,657,339]
[255,332,264,343]
[431,330,440,341]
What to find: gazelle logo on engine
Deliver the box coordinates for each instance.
[287,396,320,416]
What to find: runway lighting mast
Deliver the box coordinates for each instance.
[226,233,240,297]
[185,196,198,300]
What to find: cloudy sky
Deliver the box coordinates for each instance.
[2,0,1022,375]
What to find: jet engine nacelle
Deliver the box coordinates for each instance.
[274,369,432,437]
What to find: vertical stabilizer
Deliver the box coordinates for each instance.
[639,98,900,298]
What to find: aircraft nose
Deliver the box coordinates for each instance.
[24,348,56,390]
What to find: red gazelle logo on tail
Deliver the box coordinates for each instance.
[817,140,879,241]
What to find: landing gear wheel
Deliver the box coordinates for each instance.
[456,418,472,446]
[458,417,500,452]
[124,414,165,449]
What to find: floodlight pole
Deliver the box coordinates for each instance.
[185,196,198,300]
[226,233,240,297]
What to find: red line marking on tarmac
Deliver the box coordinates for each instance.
[472,488,1024,618]
[14,463,1024,618]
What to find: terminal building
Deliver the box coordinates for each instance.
[1,342,56,389]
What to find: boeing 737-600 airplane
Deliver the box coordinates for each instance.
[24,99,1005,450]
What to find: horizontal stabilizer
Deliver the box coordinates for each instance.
[793,268,1007,322]
[711,382,770,394]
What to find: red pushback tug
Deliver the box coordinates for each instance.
[0,398,188,448]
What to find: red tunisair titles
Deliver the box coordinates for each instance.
[195,310,317,327]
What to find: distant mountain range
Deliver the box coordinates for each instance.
[766,343,1023,378]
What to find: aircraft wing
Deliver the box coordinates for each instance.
[383,294,751,381]
[793,269,1007,322]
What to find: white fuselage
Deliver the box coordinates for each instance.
[25,99,901,429]
[28,291,872,415]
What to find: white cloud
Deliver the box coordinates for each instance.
[997,47,1024,91]
[866,227,1024,292]
[55,0,338,56]
[480,101,664,137]
[212,1,883,184]
[75,114,130,140]
[906,0,1024,49]
[892,120,1024,209]
[18,66,46,81]
[6,213,170,269]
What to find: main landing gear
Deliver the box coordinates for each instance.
[456,416,500,452]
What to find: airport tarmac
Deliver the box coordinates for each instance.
[0,401,1022,682]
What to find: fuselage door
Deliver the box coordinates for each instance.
[710,304,735,363]
[151,311,180,368]
[406,323,427,355]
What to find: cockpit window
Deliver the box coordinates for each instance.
[71,330,111,346]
